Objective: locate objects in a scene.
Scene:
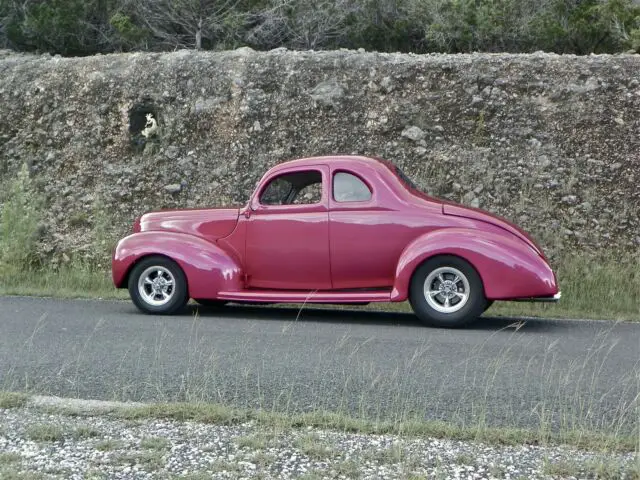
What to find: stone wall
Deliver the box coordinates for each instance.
[0,48,638,265]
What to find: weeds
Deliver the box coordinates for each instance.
[334,459,361,478]
[90,194,120,269]
[140,436,170,450]
[169,473,216,480]
[0,453,22,465]
[488,464,506,478]
[250,451,276,467]
[0,167,120,297]
[0,261,122,299]
[454,453,477,466]
[585,457,637,480]
[235,432,276,450]
[293,433,337,460]
[0,163,43,273]
[95,439,124,451]
[542,455,640,479]
[0,392,29,409]
[106,401,639,452]
[72,425,102,440]
[297,472,326,480]
[0,468,45,480]
[210,459,242,474]
[25,424,64,442]
[112,451,164,471]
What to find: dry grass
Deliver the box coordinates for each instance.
[111,451,165,472]
[94,439,124,452]
[0,453,22,466]
[111,402,638,452]
[139,436,171,450]
[25,424,64,442]
[0,392,29,409]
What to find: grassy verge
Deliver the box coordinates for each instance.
[0,254,638,321]
[3,392,637,453]
[0,262,125,300]
[115,402,639,453]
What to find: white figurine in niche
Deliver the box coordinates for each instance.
[141,113,159,138]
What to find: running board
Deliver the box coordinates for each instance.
[217,290,392,304]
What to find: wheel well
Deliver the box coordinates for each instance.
[410,253,486,293]
[121,254,188,292]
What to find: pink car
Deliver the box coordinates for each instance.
[112,155,560,327]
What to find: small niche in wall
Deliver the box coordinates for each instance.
[128,99,159,153]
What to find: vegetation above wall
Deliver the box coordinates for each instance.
[0,0,639,56]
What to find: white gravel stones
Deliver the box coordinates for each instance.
[0,406,636,479]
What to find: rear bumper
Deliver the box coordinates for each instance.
[511,292,561,303]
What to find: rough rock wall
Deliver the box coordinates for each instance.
[0,48,639,265]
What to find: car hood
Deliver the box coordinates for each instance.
[134,208,240,241]
[442,203,544,257]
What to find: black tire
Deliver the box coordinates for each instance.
[484,300,494,312]
[128,256,189,315]
[409,255,486,328]
[194,299,228,308]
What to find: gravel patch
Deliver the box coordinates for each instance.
[0,402,637,480]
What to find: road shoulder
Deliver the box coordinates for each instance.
[1,395,637,480]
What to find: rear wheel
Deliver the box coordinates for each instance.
[409,255,486,328]
[128,256,189,315]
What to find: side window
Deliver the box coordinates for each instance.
[292,183,322,204]
[259,170,323,206]
[333,172,372,203]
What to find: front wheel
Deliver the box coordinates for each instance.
[128,256,189,315]
[409,255,486,328]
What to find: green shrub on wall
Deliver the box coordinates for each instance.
[0,164,43,273]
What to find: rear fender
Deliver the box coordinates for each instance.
[112,231,243,299]
[391,228,558,301]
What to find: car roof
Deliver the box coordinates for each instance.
[261,154,439,206]
[269,155,391,174]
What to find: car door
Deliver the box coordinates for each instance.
[245,166,332,290]
[329,169,411,289]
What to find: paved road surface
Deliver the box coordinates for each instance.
[0,296,638,431]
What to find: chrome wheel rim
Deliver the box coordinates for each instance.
[138,266,176,307]
[423,267,470,314]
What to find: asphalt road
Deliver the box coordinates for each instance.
[1,296,638,431]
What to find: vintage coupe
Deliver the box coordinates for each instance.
[112,155,560,327]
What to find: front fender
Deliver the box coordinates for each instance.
[391,228,558,302]
[112,231,243,299]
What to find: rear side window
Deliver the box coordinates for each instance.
[333,172,372,202]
